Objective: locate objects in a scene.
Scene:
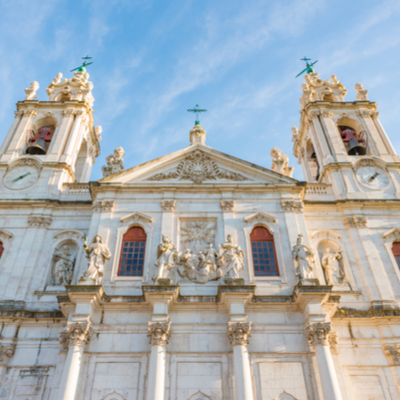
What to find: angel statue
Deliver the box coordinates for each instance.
[79,235,111,284]
[220,235,245,280]
[153,235,178,283]
[321,247,345,285]
[292,234,316,282]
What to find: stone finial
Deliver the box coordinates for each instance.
[304,322,332,347]
[59,322,93,351]
[355,82,369,101]
[227,322,251,346]
[291,126,299,143]
[46,71,94,107]
[190,125,206,145]
[147,322,171,346]
[25,81,39,101]
[270,147,294,177]
[95,126,103,142]
[102,146,125,177]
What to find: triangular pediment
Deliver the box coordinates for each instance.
[99,144,297,186]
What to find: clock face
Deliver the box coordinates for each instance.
[356,166,390,190]
[4,165,40,190]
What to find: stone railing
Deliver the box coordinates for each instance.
[63,183,90,196]
[304,184,334,200]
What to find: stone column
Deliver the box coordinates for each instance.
[62,110,84,164]
[227,322,254,400]
[0,110,24,156]
[146,321,171,400]
[58,321,93,400]
[305,322,343,400]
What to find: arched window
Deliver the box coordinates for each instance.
[392,242,400,269]
[0,241,4,258]
[251,227,279,277]
[118,227,146,277]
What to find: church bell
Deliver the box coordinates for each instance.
[26,126,53,155]
[347,137,367,156]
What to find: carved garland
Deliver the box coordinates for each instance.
[147,150,249,184]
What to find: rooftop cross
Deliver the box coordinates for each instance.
[187,104,207,126]
[70,55,93,73]
[295,57,318,78]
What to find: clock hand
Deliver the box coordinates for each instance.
[12,172,31,182]
[368,172,379,182]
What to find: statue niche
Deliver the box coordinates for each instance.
[318,240,347,286]
[51,242,77,286]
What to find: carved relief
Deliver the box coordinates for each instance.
[221,200,235,211]
[28,216,52,228]
[356,110,372,118]
[384,344,400,365]
[102,147,125,177]
[161,200,176,212]
[92,201,115,212]
[345,216,367,227]
[59,322,93,350]
[291,126,299,143]
[304,322,332,347]
[227,322,251,346]
[23,110,38,118]
[147,322,171,346]
[51,243,76,286]
[62,109,75,117]
[0,343,16,364]
[181,221,216,254]
[25,81,39,100]
[147,150,250,183]
[270,147,294,177]
[281,200,303,212]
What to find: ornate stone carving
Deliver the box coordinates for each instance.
[221,200,235,211]
[321,247,346,285]
[102,147,125,177]
[304,322,332,347]
[281,200,303,212]
[355,83,368,101]
[80,235,111,285]
[270,147,293,177]
[227,322,251,346]
[28,216,52,228]
[292,234,316,282]
[321,110,333,118]
[25,81,39,101]
[59,322,93,350]
[161,200,176,212]
[92,201,115,212]
[47,71,94,107]
[14,110,24,118]
[153,235,178,283]
[23,110,37,118]
[220,235,245,280]
[384,344,400,365]
[189,125,206,145]
[95,126,102,142]
[147,322,171,346]
[62,109,75,117]
[181,221,216,254]
[291,126,299,143]
[147,150,249,184]
[52,244,76,286]
[328,330,339,353]
[356,110,371,118]
[0,343,16,364]
[345,216,367,227]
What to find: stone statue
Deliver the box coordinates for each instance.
[321,247,344,285]
[292,234,315,281]
[52,245,75,286]
[220,235,245,279]
[153,235,177,283]
[355,82,368,101]
[95,126,102,142]
[270,147,294,177]
[25,81,39,101]
[102,146,125,177]
[80,235,111,284]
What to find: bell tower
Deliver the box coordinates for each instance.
[292,73,400,199]
[0,71,101,197]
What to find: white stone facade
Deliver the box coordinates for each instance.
[0,71,400,400]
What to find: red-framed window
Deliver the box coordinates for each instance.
[251,227,279,277]
[392,242,400,269]
[118,227,146,277]
[0,242,4,258]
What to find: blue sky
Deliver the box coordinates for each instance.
[1,0,400,180]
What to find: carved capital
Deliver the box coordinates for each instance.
[161,200,176,212]
[345,216,367,228]
[23,110,37,118]
[281,200,303,212]
[321,110,333,118]
[227,322,251,347]
[147,322,171,346]
[14,111,24,118]
[59,322,93,350]
[62,109,75,117]
[305,322,332,347]
[384,344,400,365]
[307,111,320,122]
[28,216,52,228]
[0,343,16,364]
[92,200,115,212]
[221,200,235,212]
[356,110,371,118]
[74,109,85,117]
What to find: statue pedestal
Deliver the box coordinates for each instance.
[45,285,66,292]
[154,278,172,286]
[78,277,97,285]
[300,278,320,286]
[224,278,245,286]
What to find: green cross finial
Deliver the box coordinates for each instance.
[187,104,207,126]
[295,57,318,78]
[70,55,93,73]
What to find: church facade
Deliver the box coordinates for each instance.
[0,70,399,400]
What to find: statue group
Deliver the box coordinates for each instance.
[153,234,245,284]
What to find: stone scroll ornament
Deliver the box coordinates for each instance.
[292,234,316,282]
[79,235,111,285]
